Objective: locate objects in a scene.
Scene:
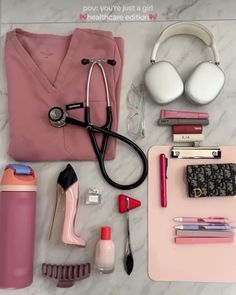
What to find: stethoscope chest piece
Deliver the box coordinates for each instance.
[48,107,67,128]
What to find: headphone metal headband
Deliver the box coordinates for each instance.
[150,22,220,65]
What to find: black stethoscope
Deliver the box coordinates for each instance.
[48,59,148,190]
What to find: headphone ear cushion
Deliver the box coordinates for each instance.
[185,62,225,104]
[144,61,184,104]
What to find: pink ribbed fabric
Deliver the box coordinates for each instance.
[5,28,124,161]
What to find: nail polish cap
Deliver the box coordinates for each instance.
[101,226,111,240]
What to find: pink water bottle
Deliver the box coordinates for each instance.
[0,164,37,289]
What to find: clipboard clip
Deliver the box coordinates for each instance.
[171,146,221,159]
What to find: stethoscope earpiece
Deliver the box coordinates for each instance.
[107,59,116,66]
[81,58,90,65]
[81,59,116,66]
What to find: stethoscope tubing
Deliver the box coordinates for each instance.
[65,108,148,190]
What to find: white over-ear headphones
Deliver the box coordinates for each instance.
[144,22,225,105]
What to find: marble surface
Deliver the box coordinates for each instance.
[1,1,236,295]
[2,0,236,23]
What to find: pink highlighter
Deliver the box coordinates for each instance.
[161,110,209,119]
[160,154,167,208]
[175,237,234,244]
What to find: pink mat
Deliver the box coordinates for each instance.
[148,146,236,283]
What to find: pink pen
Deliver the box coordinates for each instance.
[160,154,168,208]
[174,217,234,223]
[160,110,209,120]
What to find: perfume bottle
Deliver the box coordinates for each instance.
[48,164,86,247]
[95,226,115,274]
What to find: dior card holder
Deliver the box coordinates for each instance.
[186,163,236,198]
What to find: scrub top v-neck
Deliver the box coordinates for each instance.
[5,28,124,161]
[11,28,89,93]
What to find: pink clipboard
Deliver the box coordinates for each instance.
[148,146,236,283]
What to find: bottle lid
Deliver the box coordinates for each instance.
[101,226,111,240]
[0,164,37,192]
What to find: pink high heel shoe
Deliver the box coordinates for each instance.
[49,164,86,247]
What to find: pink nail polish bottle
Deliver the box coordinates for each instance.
[95,226,115,274]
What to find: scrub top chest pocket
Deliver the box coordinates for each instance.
[64,99,117,160]
[64,58,118,160]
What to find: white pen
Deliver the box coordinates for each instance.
[174,217,234,223]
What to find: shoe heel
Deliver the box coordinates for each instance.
[48,184,64,240]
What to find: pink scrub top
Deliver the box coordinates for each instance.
[5,28,124,161]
